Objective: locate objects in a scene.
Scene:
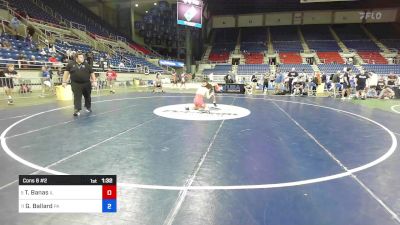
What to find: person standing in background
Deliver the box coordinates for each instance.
[0,64,19,105]
[287,68,298,94]
[62,52,96,116]
[180,72,187,89]
[106,67,117,94]
[263,72,270,94]
[341,67,351,100]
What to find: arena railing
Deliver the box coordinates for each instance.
[387,48,399,54]
[70,21,86,32]
[301,50,316,54]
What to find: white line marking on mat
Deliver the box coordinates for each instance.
[6,104,137,139]
[0,115,28,121]
[163,97,236,225]
[272,101,400,223]
[0,117,157,190]
[391,105,400,114]
[0,96,397,191]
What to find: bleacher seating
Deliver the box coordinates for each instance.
[0,34,54,62]
[240,27,267,53]
[270,26,299,41]
[301,25,335,40]
[333,24,369,40]
[7,0,59,25]
[271,26,303,52]
[237,64,269,75]
[214,28,239,43]
[317,52,344,64]
[301,25,342,53]
[273,41,303,52]
[366,23,400,39]
[358,52,387,64]
[209,28,238,63]
[277,64,313,73]
[208,52,230,63]
[342,40,380,52]
[318,64,360,75]
[279,52,302,64]
[202,64,232,75]
[0,0,164,73]
[307,40,341,52]
[41,0,111,37]
[380,39,400,50]
[333,24,381,52]
[244,53,264,64]
[130,44,152,55]
[241,42,267,53]
[366,23,400,50]
[55,41,92,53]
[363,64,400,75]
[241,27,267,42]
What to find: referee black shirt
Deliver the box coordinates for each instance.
[65,61,93,83]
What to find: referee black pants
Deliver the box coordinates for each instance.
[288,78,294,93]
[71,82,91,111]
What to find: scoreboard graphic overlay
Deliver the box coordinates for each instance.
[19,175,117,213]
[177,0,203,28]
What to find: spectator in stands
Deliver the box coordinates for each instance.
[48,55,58,63]
[10,17,20,35]
[40,66,52,97]
[66,49,73,60]
[28,56,37,68]
[27,25,35,38]
[306,73,316,96]
[376,76,386,97]
[60,54,68,64]
[251,73,258,93]
[106,67,117,94]
[152,72,164,93]
[180,72,187,89]
[274,71,285,94]
[118,61,125,71]
[86,52,94,67]
[171,70,178,88]
[208,72,214,82]
[355,71,370,100]
[48,45,56,54]
[387,72,398,87]
[341,68,351,100]
[262,72,270,94]
[379,85,395,100]
[331,71,341,97]
[18,54,28,69]
[224,74,234,84]
[56,67,64,85]
[347,57,353,65]
[2,40,11,50]
[0,64,19,105]
[367,71,378,89]
[40,48,47,56]
[287,68,298,94]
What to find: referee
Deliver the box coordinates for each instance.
[62,52,96,116]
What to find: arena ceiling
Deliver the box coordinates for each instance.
[77,0,400,15]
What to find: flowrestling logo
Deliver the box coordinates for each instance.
[153,104,251,121]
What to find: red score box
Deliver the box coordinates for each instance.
[102,185,117,199]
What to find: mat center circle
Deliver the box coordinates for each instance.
[153,104,251,121]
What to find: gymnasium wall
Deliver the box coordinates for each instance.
[212,8,399,28]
